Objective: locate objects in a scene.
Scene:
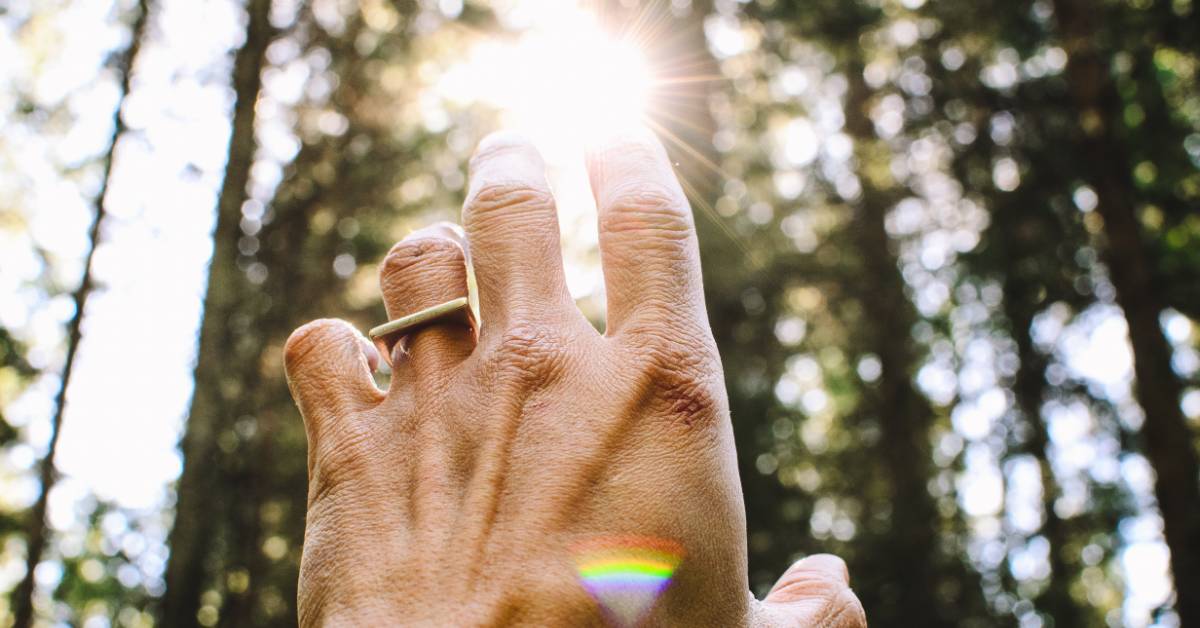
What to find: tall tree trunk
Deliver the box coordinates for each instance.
[1003,275,1087,627]
[161,0,274,624]
[213,137,342,626]
[1051,0,1200,622]
[10,1,152,625]
[843,65,953,628]
[1127,48,1200,319]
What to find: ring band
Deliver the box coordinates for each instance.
[369,297,472,363]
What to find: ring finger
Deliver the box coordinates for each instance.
[376,222,476,388]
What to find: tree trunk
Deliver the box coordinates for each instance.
[842,66,952,628]
[1051,0,1200,622]
[10,1,152,625]
[1002,275,1089,626]
[160,0,275,624]
[1127,48,1200,320]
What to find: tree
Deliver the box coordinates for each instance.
[10,1,152,624]
[161,0,276,623]
[1050,1,1200,619]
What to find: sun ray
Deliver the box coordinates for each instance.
[652,74,728,87]
[645,108,719,143]
[643,117,724,181]
[615,1,673,50]
[675,172,763,269]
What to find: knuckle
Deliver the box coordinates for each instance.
[653,367,723,429]
[465,181,555,223]
[489,322,571,387]
[600,184,692,240]
[285,319,351,373]
[380,237,464,284]
[625,325,724,428]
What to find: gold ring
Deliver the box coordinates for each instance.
[368,297,472,363]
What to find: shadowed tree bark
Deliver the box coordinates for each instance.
[841,65,954,628]
[1051,0,1200,622]
[10,1,152,625]
[1126,48,1200,320]
[1003,274,1087,627]
[161,0,275,624]
[972,92,1094,625]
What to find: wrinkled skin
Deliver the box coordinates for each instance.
[284,128,867,627]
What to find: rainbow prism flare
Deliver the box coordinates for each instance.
[571,536,685,627]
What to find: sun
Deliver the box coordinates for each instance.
[432,2,672,311]
[438,4,654,152]
[502,12,653,135]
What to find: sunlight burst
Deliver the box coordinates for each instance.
[435,2,665,311]
[439,5,654,151]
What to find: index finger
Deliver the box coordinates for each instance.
[585,126,708,335]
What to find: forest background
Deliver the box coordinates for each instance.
[1,0,1199,626]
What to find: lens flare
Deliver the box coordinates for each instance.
[571,536,685,627]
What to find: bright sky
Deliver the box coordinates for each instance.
[1,0,1197,625]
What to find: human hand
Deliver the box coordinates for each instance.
[283,128,866,627]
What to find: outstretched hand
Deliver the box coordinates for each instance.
[284,128,866,627]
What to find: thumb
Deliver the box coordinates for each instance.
[753,554,866,627]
